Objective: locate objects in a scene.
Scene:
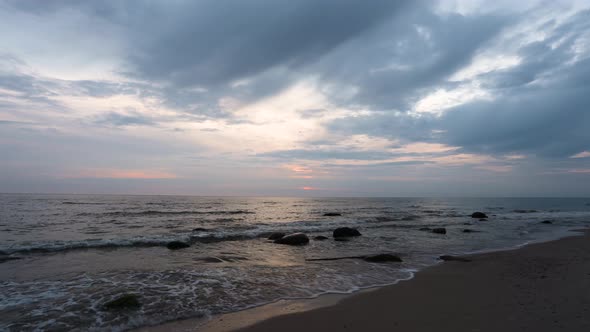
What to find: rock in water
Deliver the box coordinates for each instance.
[268,232,286,240]
[333,227,361,238]
[166,241,190,250]
[541,220,553,224]
[364,254,403,263]
[323,212,342,217]
[440,255,471,262]
[462,229,480,233]
[274,233,309,245]
[432,228,447,234]
[103,294,141,310]
[471,212,488,218]
[314,235,329,240]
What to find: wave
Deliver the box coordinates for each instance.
[62,201,106,205]
[76,210,255,217]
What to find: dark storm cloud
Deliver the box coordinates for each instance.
[438,62,590,158]
[123,0,409,87]
[0,1,511,117]
[435,11,590,158]
[4,0,413,112]
[326,8,590,160]
[328,112,438,143]
[312,7,513,110]
[93,111,155,127]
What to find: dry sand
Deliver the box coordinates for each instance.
[144,229,590,332]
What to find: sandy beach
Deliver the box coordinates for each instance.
[192,229,590,332]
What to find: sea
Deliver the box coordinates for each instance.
[1,194,589,331]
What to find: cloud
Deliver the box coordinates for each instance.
[1,1,590,195]
[122,0,408,87]
[571,151,590,158]
[93,111,155,127]
[327,7,590,160]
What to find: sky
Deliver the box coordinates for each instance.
[0,0,589,197]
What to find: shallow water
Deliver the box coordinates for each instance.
[1,194,589,331]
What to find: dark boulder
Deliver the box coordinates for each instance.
[541,220,553,224]
[166,241,190,250]
[432,228,447,234]
[462,229,480,233]
[268,232,286,240]
[333,227,361,238]
[274,233,309,245]
[440,255,471,262]
[192,227,210,232]
[103,294,141,310]
[323,212,342,217]
[364,254,403,263]
[471,212,488,218]
[314,235,329,241]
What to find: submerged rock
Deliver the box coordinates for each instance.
[103,294,141,310]
[267,232,286,240]
[333,227,361,238]
[166,241,190,250]
[274,233,309,245]
[314,235,329,240]
[364,254,403,263]
[513,209,537,213]
[323,212,342,217]
[541,220,553,224]
[440,255,471,262]
[432,228,447,234]
[471,212,488,218]
[462,229,481,233]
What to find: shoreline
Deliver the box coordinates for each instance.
[137,227,590,332]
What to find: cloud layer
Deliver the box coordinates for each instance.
[1,0,589,196]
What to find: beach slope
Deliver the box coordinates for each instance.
[230,230,590,332]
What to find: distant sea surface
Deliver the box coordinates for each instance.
[1,194,589,331]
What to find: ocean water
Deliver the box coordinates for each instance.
[0,194,589,331]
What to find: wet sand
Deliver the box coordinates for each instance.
[144,229,590,332]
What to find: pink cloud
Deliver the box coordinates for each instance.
[571,151,590,158]
[66,168,178,179]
